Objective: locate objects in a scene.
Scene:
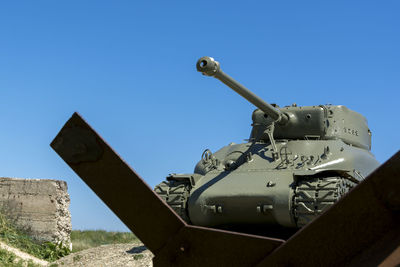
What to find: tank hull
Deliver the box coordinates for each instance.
[187,139,379,229]
[188,170,295,227]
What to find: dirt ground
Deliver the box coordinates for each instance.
[52,242,153,267]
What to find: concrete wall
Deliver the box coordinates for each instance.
[0,177,71,247]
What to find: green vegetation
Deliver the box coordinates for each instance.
[73,254,82,262]
[0,211,138,264]
[71,230,138,252]
[0,211,71,262]
[0,248,40,267]
[133,254,144,260]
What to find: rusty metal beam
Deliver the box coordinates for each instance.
[51,112,400,266]
[51,112,284,266]
[256,151,400,267]
[153,225,283,266]
[51,112,185,253]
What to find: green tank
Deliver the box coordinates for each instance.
[155,56,379,236]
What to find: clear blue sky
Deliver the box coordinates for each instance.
[0,1,399,232]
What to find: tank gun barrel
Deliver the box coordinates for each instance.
[196,56,288,124]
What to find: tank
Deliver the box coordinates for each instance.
[154,56,380,235]
[51,78,400,265]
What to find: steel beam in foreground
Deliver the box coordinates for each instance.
[51,112,400,266]
[51,112,283,266]
[257,150,400,267]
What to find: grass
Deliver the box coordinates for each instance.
[133,254,144,260]
[0,210,139,264]
[70,230,138,252]
[0,211,71,262]
[0,248,41,267]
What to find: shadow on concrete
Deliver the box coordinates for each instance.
[126,245,147,254]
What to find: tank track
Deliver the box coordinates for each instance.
[154,180,191,223]
[293,176,356,227]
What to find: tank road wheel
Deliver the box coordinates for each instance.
[293,177,356,227]
[154,180,191,223]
